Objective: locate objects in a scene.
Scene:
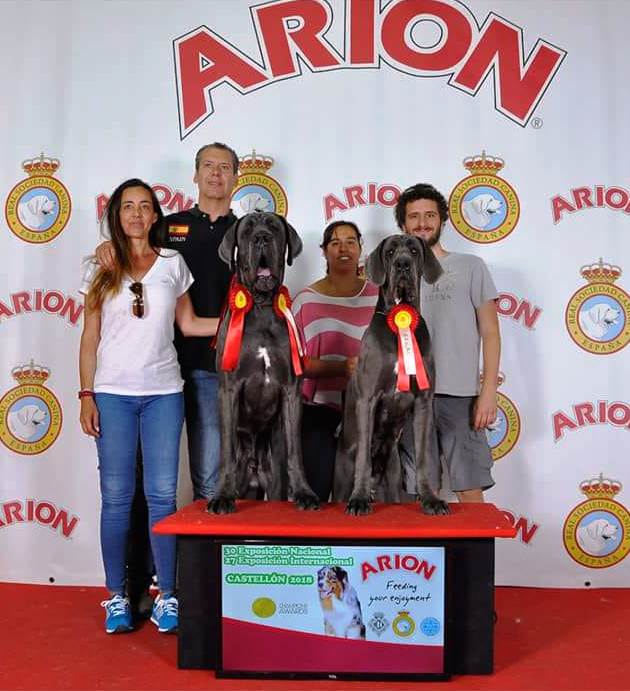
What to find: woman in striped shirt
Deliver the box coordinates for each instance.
[292,221,378,501]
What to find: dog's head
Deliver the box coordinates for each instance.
[317,566,348,600]
[365,234,442,310]
[219,211,302,295]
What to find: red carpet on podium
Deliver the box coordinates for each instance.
[2,582,628,690]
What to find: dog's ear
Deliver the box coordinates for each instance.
[420,238,443,284]
[279,215,303,266]
[218,217,241,272]
[333,566,348,584]
[365,238,387,285]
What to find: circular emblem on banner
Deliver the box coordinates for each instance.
[5,154,71,244]
[449,151,519,244]
[0,361,62,455]
[251,597,276,618]
[231,150,288,217]
[420,616,441,637]
[565,259,630,355]
[485,390,520,461]
[563,475,630,569]
[392,611,416,638]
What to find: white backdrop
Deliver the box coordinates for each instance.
[1,0,629,588]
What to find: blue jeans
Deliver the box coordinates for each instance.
[95,392,183,595]
[183,370,220,500]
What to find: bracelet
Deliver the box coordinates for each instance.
[78,389,95,399]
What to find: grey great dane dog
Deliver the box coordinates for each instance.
[208,211,319,514]
[333,234,450,516]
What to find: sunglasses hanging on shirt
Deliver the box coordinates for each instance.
[129,281,144,318]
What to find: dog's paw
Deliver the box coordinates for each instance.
[419,495,450,516]
[294,491,320,511]
[207,496,236,514]
[346,496,372,516]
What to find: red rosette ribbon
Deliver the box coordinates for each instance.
[273,285,304,376]
[386,304,430,392]
[221,282,254,371]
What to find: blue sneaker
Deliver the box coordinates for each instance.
[101,594,133,634]
[151,594,178,633]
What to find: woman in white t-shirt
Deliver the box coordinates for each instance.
[79,179,218,635]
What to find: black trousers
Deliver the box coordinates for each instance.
[301,403,341,503]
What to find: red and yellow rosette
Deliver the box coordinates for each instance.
[273,286,304,376]
[221,282,254,370]
[386,304,429,392]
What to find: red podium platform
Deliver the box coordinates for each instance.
[155,500,515,680]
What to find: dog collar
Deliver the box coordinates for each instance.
[220,281,254,371]
[273,286,304,376]
[386,304,430,392]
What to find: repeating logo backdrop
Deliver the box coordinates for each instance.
[1,0,628,588]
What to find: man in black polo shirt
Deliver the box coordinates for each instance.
[166,143,237,500]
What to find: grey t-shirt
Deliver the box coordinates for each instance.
[421,252,498,396]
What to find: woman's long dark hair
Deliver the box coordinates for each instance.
[87,178,164,310]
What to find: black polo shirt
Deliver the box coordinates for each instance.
[164,205,235,372]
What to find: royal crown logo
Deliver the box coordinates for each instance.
[230,149,288,217]
[5,153,72,244]
[484,372,520,461]
[565,258,630,354]
[448,151,519,244]
[0,360,62,455]
[563,474,630,569]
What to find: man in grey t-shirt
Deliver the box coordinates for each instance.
[396,183,501,502]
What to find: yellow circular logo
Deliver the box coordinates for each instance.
[565,282,630,355]
[234,290,248,309]
[392,611,415,638]
[563,499,630,568]
[449,152,519,244]
[251,597,276,618]
[276,293,287,312]
[394,310,412,329]
[0,383,62,455]
[486,391,520,461]
[5,156,71,244]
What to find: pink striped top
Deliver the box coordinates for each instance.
[292,280,379,409]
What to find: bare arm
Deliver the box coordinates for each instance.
[175,292,219,337]
[473,299,501,430]
[304,356,357,379]
[79,301,101,437]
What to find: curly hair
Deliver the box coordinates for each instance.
[394,183,448,229]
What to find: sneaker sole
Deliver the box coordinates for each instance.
[150,616,177,633]
[105,625,134,634]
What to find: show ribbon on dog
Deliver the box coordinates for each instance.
[273,286,304,376]
[386,304,429,392]
[221,281,254,370]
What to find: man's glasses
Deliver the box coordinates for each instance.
[129,282,144,318]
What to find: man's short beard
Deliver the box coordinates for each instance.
[425,224,442,247]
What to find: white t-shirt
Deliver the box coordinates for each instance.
[80,250,193,395]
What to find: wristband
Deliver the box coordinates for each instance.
[78,389,94,399]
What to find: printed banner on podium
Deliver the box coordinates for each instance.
[220,543,446,676]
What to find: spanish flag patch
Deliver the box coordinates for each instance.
[168,224,189,236]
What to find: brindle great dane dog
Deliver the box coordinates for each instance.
[208,211,319,514]
[333,234,450,516]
